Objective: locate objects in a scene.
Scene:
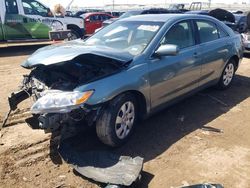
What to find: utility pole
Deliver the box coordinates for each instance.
[66,0,74,10]
[208,0,211,9]
[113,0,115,10]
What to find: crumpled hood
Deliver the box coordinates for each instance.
[22,40,133,68]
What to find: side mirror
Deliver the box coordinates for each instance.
[155,44,179,57]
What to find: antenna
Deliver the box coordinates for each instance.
[66,0,74,11]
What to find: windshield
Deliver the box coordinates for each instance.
[119,10,142,19]
[84,21,163,56]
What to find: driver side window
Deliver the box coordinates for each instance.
[22,0,50,17]
[90,15,100,22]
[160,21,195,49]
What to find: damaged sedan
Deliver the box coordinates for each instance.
[5,14,243,147]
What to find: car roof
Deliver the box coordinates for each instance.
[125,8,169,13]
[125,10,144,13]
[83,12,112,16]
[120,13,215,22]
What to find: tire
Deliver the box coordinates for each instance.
[217,59,236,90]
[69,29,80,40]
[96,93,138,147]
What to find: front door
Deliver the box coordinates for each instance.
[20,0,52,39]
[86,14,102,34]
[149,20,202,109]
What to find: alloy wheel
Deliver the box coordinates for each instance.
[115,101,135,139]
[223,63,234,86]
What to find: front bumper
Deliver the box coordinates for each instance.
[4,87,102,133]
[26,105,101,133]
[49,30,71,41]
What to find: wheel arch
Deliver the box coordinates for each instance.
[229,55,240,70]
[109,90,148,120]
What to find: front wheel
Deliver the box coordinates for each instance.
[69,29,80,40]
[96,93,138,147]
[217,59,236,89]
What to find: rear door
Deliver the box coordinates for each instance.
[194,19,231,86]
[4,0,30,39]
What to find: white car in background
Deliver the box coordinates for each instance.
[242,32,250,52]
[0,0,84,42]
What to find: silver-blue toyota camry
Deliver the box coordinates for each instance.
[8,14,243,147]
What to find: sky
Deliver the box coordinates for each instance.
[40,0,248,8]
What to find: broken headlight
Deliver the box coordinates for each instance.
[31,90,94,114]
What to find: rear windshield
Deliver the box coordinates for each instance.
[119,10,142,19]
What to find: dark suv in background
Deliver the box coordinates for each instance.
[102,8,172,27]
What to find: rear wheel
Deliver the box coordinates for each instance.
[217,59,236,89]
[96,93,138,147]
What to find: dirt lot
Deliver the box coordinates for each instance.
[0,46,250,188]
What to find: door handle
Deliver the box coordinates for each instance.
[23,18,28,23]
[193,52,199,58]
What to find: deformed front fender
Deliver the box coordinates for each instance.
[75,62,151,114]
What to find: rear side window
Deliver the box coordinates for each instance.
[90,15,100,22]
[22,0,49,16]
[160,21,195,49]
[218,26,229,38]
[100,15,112,21]
[5,0,18,14]
[196,21,219,43]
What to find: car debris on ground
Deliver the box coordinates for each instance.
[59,140,144,187]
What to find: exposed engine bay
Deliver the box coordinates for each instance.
[24,54,122,99]
[2,54,127,132]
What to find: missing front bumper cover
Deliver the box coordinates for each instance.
[1,89,32,129]
[9,89,32,111]
[2,83,102,134]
